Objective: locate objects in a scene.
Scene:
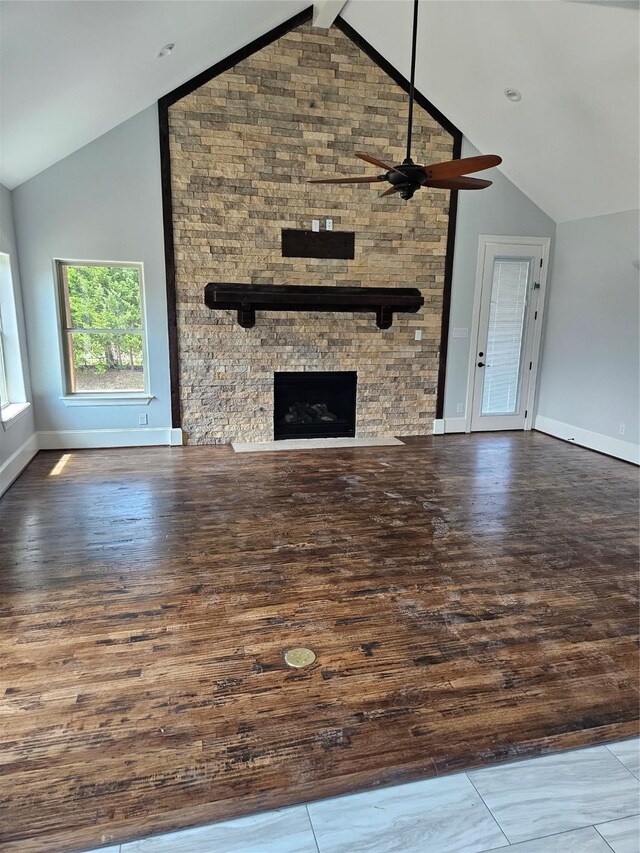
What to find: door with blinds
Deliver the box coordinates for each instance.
[470,240,545,432]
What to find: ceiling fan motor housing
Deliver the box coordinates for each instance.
[387,161,428,187]
[387,159,427,199]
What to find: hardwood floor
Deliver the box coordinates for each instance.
[0,432,637,853]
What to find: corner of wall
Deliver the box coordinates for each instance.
[0,432,38,497]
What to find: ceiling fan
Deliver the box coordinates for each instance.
[308,0,501,201]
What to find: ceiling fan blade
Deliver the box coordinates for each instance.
[355,152,397,171]
[308,175,384,184]
[379,185,402,197]
[421,154,502,180]
[425,177,493,190]
[355,152,412,180]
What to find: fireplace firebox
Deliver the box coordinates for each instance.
[274,371,357,440]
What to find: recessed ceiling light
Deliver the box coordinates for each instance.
[157,43,175,59]
[504,88,522,102]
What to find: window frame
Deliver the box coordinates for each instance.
[55,259,151,401]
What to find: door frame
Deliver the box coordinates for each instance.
[463,235,551,434]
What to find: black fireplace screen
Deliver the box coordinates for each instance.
[274,371,357,440]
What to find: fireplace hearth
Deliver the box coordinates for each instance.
[274,371,357,440]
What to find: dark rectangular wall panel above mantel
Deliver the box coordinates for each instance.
[204,283,424,329]
[281,229,355,260]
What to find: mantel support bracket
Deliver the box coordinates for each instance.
[376,307,393,330]
[238,304,256,329]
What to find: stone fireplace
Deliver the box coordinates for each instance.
[274,371,357,440]
[164,15,457,444]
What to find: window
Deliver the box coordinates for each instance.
[0,252,29,426]
[56,261,148,395]
[0,303,9,411]
[481,257,532,415]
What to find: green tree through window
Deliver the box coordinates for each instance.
[57,262,146,393]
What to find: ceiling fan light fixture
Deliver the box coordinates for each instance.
[504,88,522,102]
[157,43,175,59]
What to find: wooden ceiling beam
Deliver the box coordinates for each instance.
[312,0,348,28]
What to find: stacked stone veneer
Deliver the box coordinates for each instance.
[168,22,454,444]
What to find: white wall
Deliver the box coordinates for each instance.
[12,105,174,448]
[535,208,639,463]
[0,183,37,495]
[443,139,556,428]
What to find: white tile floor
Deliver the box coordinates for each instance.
[78,738,640,853]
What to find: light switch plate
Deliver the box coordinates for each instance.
[311,219,320,232]
[414,329,422,341]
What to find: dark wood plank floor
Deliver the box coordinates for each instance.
[0,433,638,852]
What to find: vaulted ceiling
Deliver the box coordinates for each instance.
[1,0,638,222]
[342,0,639,222]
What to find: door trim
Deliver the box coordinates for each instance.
[463,235,551,434]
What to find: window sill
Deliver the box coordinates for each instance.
[1,401,31,428]
[60,394,155,407]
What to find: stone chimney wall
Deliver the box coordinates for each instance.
[168,22,454,444]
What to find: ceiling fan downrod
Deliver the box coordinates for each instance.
[405,0,419,165]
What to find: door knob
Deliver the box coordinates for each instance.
[477,361,486,367]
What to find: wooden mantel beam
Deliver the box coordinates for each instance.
[204,283,424,330]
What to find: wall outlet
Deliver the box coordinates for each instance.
[138,413,148,426]
[325,218,333,231]
[311,219,320,232]
[456,403,464,414]
[414,329,422,341]
[619,423,626,436]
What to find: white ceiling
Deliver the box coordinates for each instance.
[343,0,640,222]
[0,1,308,189]
[1,0,638,222]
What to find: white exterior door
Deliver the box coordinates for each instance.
[470,240,547,432]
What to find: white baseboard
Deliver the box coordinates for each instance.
[2,427,183,495]
[37,427,177,450]
[433,418,467,435]
[170,428,184,446]
[444,417,467,434]
[0,432,38,497]
[534,415,639,464]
